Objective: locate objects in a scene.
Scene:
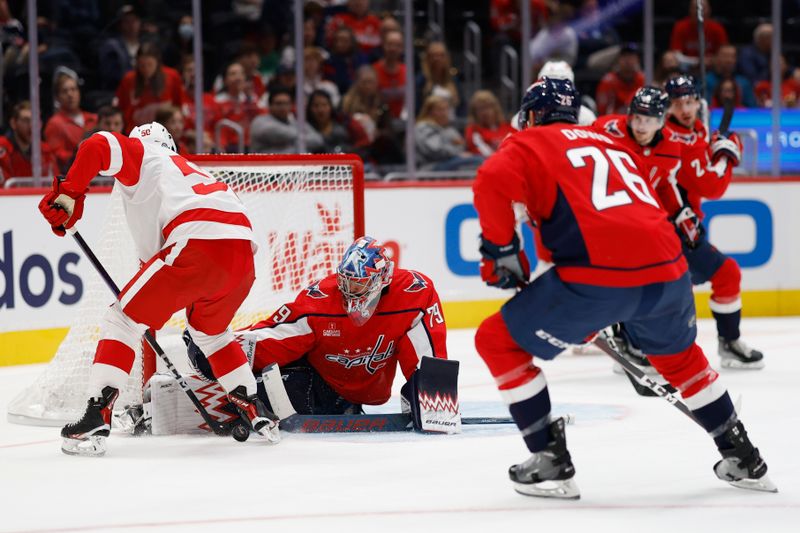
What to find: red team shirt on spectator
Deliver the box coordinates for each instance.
[473,124,687,287]
[465,123,515,156]
[116,66,186,133]
[241,269,448,405]
[326,12,382,55]
[0,137,57,183]
[373,60,406,118]
[595,71,645,115]
[44,110,98,171]
[669,18,729,58]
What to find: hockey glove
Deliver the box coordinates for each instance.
[672,206,704,248]
[479,233,530,289]
[37,175,87,236]
[710,131,742,167]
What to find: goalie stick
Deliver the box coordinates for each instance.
[279,413,523,433]
[593,329,702,428]
[66,227,235,438]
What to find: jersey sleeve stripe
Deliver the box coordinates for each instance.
[406,312,434,364]
[96,131,123,176]
[247,317,313,342]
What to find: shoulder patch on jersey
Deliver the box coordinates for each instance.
[405,271,428,293]
[669,130,697,145]
[305,280,328,299]
[604,119,625,138]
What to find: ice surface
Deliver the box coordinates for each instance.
[1,318,798,532]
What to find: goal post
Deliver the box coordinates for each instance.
[7,153,365,426]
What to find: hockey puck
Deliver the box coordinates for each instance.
[232,423,250,442]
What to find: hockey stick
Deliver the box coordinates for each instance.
[592,329,702,427]
[697,0,706,100]
[717,97,735,136]
[279,413,517,433]
[67,227,232,437]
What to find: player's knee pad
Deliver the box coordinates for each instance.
[647,343,718,398]
[100,302,148,349]
[710,258,741,302]
[185,324,234,357]
[475,312,532,376]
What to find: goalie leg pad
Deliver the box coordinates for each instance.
[145,373,239,435]
[258,358,361,415]
[401,356,461,434]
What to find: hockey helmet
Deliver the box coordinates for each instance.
[629,86,669,119]
[518,77,580,129]
[336,236,394,326]
[664,74,700,101]
[537,60,575,82]
[130,121,177,152]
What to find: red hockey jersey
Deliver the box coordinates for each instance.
[665,117,734,218]
[473,123,686,287]
[242,269,448,405]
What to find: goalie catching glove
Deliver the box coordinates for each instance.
[38,175,87,236]
[672,205,703,248]
[479,233,530,289]
[710,131,742,167]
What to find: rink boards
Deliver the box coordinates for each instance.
[1,179,799,365]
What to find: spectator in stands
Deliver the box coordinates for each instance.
[414,95,484,172]
[307,89,354,153]
[303,47,341,108]
[528,0,579,71]
[654,50,681,87]
[372,29,406,119]
[0,101,56,184]
[257,23,282,81]
[754,55,800,109]
[163,14,194,69]
[213,62,267,152]
[268,64,297,101]
[95,106,125,134]
[155,105,190,155]
[416,41,463,116]
[323,25,369,96]
[711,78,743,108]
[179,54,216,152]
[0,0,25,73]
[738,23,772,84]
[706,45,756,108]
[464,91,514,157]
[575,0,620,70]
[595,44,644,115]
[669,0,728,68]
[325,0,381,56]
[98,4,142,91]
[44,71,98,173]
[343,66,386,140]
[281,17,323,69]
[250,87,324,153]
[115,42,186,132]
[214,44,267,100]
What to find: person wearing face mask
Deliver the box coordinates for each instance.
[163,15,195,69]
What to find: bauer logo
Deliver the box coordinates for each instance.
[444,204,537,276]
[0,231,83,310]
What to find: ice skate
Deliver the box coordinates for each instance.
[228,386,281,443]
[61,387,119,457]
[509,417,580,499]
[718,337,765,370]
[714,421,777,493]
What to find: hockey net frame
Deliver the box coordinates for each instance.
[7,153,364,426]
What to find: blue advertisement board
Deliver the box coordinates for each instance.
[708,108,800,173]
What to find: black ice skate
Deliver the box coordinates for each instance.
[227,386,281,443]
[61,386,119,457]
[509,417,579,499]
[714,420,777,492]
[718,337,765,370]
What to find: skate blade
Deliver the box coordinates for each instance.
[720,358,765,370]
[61,436,107,457]
[513,478,580,500]
[728,474,778,493]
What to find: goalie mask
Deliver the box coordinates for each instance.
[337,236,394,326]
[130,122,177,153]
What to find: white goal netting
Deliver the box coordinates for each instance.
[7,155,362,426]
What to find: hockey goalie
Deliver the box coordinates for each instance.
[138,236,462,435]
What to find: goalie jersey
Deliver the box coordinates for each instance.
[240,268,448,405]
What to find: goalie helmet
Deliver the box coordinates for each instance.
[518,77,580,129]
[336,236,394,326]
[665,74,700,101]
[130,122,177,152]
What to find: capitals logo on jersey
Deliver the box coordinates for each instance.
[404,271,428,293]
[305,280,328,299]
[324,334,395,374]
[602,118,625,138]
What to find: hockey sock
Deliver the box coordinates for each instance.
[502,368,552,453]
[711,309,741,341]
[207,342,257,395]
[89,339,136,397]
[709,258,742,340]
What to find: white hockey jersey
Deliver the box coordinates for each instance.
[62,131,255,261]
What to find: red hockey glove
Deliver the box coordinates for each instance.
[672,206,704,248]
[37,175,87,236]
[710,131,742,167]
[479,233,530,289]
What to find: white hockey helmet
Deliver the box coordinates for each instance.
[130,122,177,152]
[537,60,575,83]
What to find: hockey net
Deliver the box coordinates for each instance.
[7,154,364,426]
